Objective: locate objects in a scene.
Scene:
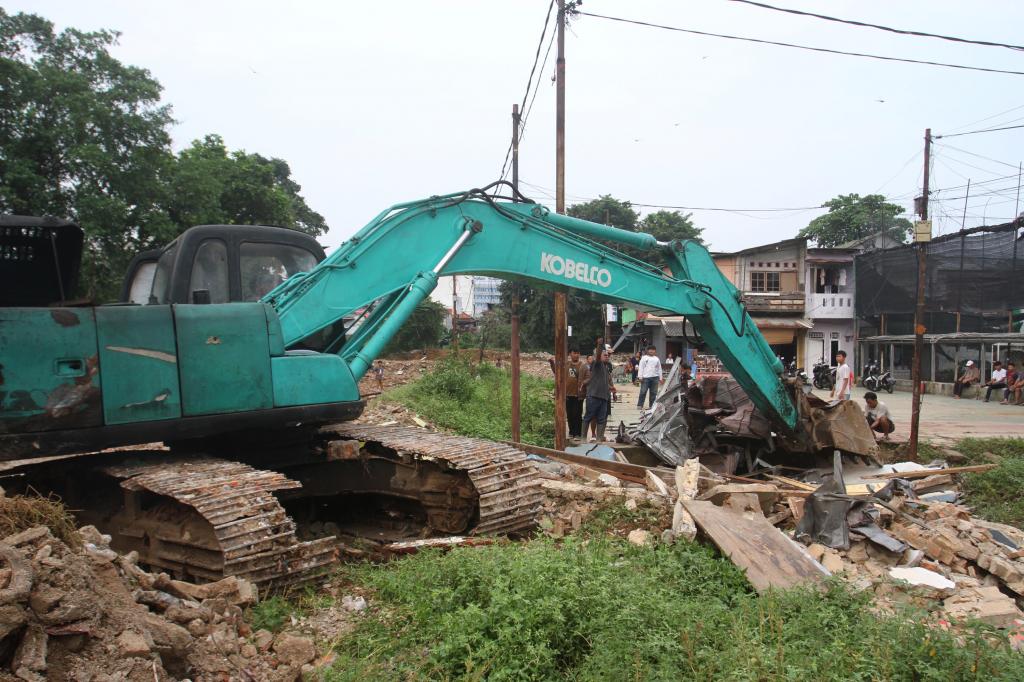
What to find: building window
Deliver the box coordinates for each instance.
[750,271,780,292]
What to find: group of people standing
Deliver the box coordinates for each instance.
[555,341,670,444]
[953,360,1024,404]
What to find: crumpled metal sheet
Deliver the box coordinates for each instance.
[797,393,879,460]
[796,452,908,552]
[690,375,773,441]
[631,369,692,466]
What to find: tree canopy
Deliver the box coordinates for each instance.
[0,9,327,300]
[798,194,912,247]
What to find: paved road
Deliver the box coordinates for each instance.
[609,378,1019,447]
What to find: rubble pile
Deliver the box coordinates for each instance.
[0,523,327,681]
[528,446,1024,632]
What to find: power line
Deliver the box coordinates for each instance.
[728,0,1024,52]
[575,11,1024,76]
[499,0,556,181]
[944,103,1024,134]
[935,123,1024,139]
[934,142,1022,170]
[518,23,557,148]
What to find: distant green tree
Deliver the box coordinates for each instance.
[0,9,176,299]
[567,195,639,230]
[639,210,704,244]
[167,135,327,236]
[799,194,912,247]
[384,299,446,354]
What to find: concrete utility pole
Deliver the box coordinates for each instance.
[909,128,931,458]
[511,103,522,443]
[553,0,568,450]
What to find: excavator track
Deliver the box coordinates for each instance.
[321,424,544,536]
[102,458,337,589]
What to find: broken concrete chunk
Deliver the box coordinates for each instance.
[645,470,670,497]
[116,629,152,658]
[671,501,698,542]
[627,529,652,546]
[624,498,638,511]
[820,552,844,574]
[273,632,317,666]
[675,459,701,501]
[12,625,47,674]
[3,527,50,547]
[889,566,956,591]
[341,595,367,612]
[596,474,622,488]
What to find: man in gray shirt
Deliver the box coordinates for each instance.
[581,338,617,442]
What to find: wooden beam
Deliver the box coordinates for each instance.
[862,463,997,480]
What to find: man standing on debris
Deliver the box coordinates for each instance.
[373,360,385,391]
[636,346,662,410]
[830,350,852,401]
[581,338,616,442]
[863,391,895,441]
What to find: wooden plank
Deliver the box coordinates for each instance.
[765,474,816,491]
[506,441,668,485]
[682,499,827,592]
[862,464,997,480]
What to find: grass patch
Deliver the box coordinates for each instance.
[324,538,1024,681]
[383,355,555,446]
[247,586,336,632]
[0,492,81,548]
[946,438,1024,527]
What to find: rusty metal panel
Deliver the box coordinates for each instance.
[0,308,101,434]
[96,305,181,425]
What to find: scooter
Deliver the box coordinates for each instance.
[785,360,809,386]
[862,362,895,394]
[812,360,835,390]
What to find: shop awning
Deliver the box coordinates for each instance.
[750,317,812,346]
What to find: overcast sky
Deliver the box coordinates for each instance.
[13,0,1024,251]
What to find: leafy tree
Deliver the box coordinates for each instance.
[167,135,327,236]
[497,283,606,353]
[384,299,447,353]
[0,10,329,301]
[798,194,912,247]
[639,210,703,244]
[567,195,639,230]
[0,9,176,299]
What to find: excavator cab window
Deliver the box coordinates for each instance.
[240,242,318,301]
[149,243,178,304]
[189,239,230,303]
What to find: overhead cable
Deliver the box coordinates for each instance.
[728,0,1024,52]
[575,11,1024,76]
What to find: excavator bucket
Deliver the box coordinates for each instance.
[790,392,880,462]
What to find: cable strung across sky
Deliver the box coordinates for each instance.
[727,0,1024,52]
[575,11,1024,76]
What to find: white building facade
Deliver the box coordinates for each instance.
[803,248,857,371]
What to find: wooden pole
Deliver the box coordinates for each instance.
[909,128,931,458]
[511,103,522,443]
[553,0,568,449]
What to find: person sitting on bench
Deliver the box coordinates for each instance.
[953,360,980,399]
[984,361,1008,403]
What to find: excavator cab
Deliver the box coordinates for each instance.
[120,225,326,305]
[0,216,84,307]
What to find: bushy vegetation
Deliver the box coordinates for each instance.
[385,355,555,446]
[951,438,1024,527]
[324,537,1024,681]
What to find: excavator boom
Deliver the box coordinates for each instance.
[267,187,798,433]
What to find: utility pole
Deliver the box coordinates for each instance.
[909,128,931,458]
[553,0,568,450]
[510,103,522,443]
[452,276,459,352]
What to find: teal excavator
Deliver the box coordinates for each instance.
[0,183,874,587]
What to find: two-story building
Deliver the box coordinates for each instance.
[803,247,857,370]
[713,238,810,367]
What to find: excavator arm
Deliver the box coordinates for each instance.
[267,186,798,433]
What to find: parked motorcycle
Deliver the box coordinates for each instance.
[785,360,809,386]
[862,362,895,394]
[812,361,835,390]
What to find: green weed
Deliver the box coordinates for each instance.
[323,538,1024,681]
[383,355,555,446]
[945,438,1024,526]
[953,437,1024,464]
[247,595,294,632]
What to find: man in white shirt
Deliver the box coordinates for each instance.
[830,350,852,401]
[984,361,1008,403]
[636,346,663,409]
[864,391,895,441]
